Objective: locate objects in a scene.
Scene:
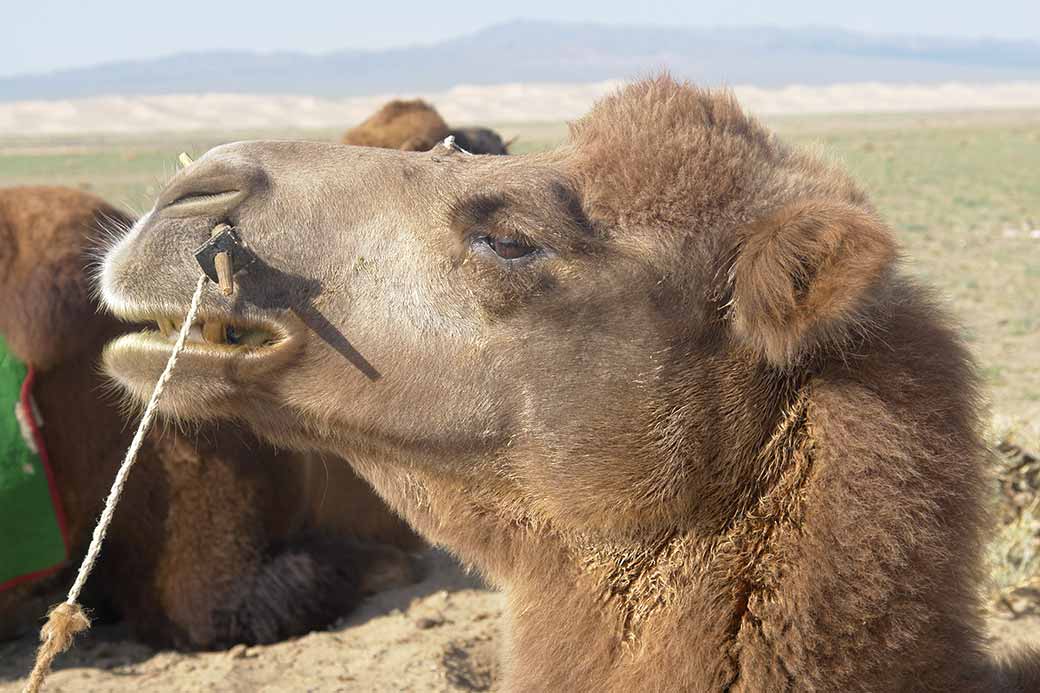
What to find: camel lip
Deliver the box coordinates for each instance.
[107,303,296,357]
[105,330,285,363]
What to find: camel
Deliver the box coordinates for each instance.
[0,186,419,649]
[448,126,509,155]
[342,99,509,154]
[99,76,1040,690]
[341,99,451,151]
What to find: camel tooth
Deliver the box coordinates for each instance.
[214,251,234,296]
[178,152,194,168]
[202,321,226,344]
[157,318,175,337]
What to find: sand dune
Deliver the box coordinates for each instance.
[1,81,1039,136]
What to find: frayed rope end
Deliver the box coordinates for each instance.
[39,601,90,648]
[22,602,91,693]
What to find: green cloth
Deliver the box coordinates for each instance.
[0,335,67,589]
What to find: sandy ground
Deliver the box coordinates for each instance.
[1,548,1038,692]
[0,550,503,692]
[2,80,1040,135]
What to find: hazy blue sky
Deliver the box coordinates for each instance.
[5,0,1039,77]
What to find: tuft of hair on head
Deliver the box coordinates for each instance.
[567,74,777,231]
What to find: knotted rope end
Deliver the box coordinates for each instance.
[23,601,91,693]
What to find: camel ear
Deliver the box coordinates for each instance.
[729,199,896,366]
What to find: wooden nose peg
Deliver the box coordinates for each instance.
[192,223,255,296]
[211,225,235,296]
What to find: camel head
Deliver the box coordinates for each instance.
[101,77,897,539]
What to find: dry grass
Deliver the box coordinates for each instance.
[989,420,1040,615]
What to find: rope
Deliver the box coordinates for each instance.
[23,274,208,693]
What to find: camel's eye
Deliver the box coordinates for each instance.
[482,235,540,261]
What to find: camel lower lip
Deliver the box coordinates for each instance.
[102,312,300,401]
[107,330,283,359]
[107,308,292,361]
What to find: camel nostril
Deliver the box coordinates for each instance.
[156,155,267,219]
[161,189,246,218]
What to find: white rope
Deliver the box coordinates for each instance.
[24,273,209,693]
[65,274,208,604]
[24,152,209,693]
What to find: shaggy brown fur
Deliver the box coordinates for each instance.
[341,99,451,151]
[0,186,420,649]
[102,76,1040,690]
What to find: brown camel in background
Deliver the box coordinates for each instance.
[341,98,509,154]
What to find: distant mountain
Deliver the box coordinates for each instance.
[2,20,1039,102]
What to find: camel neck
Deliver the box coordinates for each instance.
[498,390,818,691]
